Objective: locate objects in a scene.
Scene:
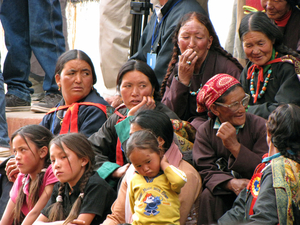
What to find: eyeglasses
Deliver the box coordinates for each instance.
[214,94,250,112]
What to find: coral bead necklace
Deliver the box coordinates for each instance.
[250,68,272,100]
[190,84,202,96]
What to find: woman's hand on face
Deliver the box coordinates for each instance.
[178,49,198,86]
[5,158,19,182]
[112,163,130,178]
[127,96,156,116]
[227,178,250,196]
[216,122,241,158]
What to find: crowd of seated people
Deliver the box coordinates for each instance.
[1,0,300,224]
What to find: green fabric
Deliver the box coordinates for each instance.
[115,115,133,144]
[97,161,121,188]
[97,161,120,179]
[263,48,276,73]
[272,156,300,225]
[213,117,244,134]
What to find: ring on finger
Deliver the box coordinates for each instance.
[186,61,191,65]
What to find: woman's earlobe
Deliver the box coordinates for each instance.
[151,88,155,97]
[157,136,165,150]
[210,104,219,117]
[208,36,213,49]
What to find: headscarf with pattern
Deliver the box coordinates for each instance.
[196,74,240,117]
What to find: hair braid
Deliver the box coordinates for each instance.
[13,176,27,225]
[275,44,300,59]
[48,182,66,222]
[160,44,180,96]
[278,149,300,164]
[29,166,50,210]
[213,45,244,71]
[63,167,93,225]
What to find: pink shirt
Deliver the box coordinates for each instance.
[10,165,58,215]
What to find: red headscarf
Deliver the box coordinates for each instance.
[196,74,240,114]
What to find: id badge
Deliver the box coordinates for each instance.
[147,52,157,70]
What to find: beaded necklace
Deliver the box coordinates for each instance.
[190,84,202,96]
[54,104,64,125]
[250,68,272,100]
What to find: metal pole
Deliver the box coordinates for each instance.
[130,0,152,56]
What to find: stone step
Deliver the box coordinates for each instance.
[6,111,45,139]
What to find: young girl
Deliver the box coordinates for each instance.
[126,130,187,225]
[34,133,116,225]
[0,125,56,225]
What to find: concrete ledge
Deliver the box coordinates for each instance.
[6,111,45,139]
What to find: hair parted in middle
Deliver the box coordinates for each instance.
[126,129,161,160]
[47,132,95,224]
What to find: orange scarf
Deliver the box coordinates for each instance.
[247,58,282,103]
[47,102,108,134]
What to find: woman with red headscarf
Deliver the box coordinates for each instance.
[193,74,268,224]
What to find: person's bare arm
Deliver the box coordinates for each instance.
[0,199,15,225]
[22,184,55,225]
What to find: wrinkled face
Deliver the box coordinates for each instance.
[50,143,87,187]
[213,87,247,127]
[129,148,161,178]
[55,59,94,105]
[13,135,41,176]
[261,0,290,20]
[242,31,274,66]
[120,71,154,110]
[177,18,213,64]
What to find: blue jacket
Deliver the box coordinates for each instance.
[131,0,206,84]
[41,89,111,137]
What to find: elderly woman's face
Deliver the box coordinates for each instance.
[55,59,94,105]
[261,0,290,20]
[120,71,154,110]
[242,31,274,66]
[213,87,247,127]
[177,18,212,63]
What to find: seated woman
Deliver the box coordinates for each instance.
[261,0,300,53]
[102,110,201,225]
[239,11,300,119]
[219,104,300,224]
[88,60,179,188]
[161,12,243,129]
[193,74,269,224]
[41,49,111,137]
[5,49,111,185]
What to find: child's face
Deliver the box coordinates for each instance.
[13,135,42,176]
[129,148,161,178]
[50,143,87,187]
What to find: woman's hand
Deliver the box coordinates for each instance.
[112,163,130,178]
[5,158,19,182]
[178,49,198,86]
[226,178,250,196]
[105,95,123,108]
[216,122,241,158]
[127,96,156,116]
[160,155,170,171]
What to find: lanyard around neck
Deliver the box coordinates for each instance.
[150,0,182,52]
